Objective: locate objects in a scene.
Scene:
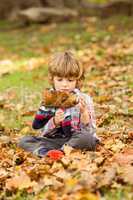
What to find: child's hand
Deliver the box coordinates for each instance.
[54,109,65,126]
[77,96,90,124]
[77,96,88,113]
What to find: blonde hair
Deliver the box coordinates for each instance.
[48,51,85,88]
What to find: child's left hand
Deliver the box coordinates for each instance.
[77,96,88,113]
[77,96,90,124]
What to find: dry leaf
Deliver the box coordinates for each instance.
[113,150,133,166]
[63,144,74,156]
[19,126,31,135]
[98,165,117,187]
[42,89,78,108]
[6,171,37,190]
[121,165,133,185]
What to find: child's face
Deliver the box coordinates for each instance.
[53,76,77,91]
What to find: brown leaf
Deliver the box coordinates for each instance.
[6,171,37,190]
[98,165,117,187]
[113,150,133,166]
[21,110,36,117]
[79,170,97,189]
[128,130,133,139]
[0,136,11,144]
[121,165,133,185]
[0,168,9,182]
[42,89,78,108]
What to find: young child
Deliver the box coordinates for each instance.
[19,51,100,158]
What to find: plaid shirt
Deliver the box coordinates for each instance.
[32,89,96,137]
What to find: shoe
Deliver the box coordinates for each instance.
[47,149,64,160]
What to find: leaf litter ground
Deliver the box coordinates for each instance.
[0,17,133,200]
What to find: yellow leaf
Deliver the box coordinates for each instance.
[63,144,73,156]
[19,126,31,135]
[65,178,78,190]
[110,140,125,153]
[108,25,115,32]
[75,191,99,200]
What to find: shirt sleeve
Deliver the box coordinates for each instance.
[32,105,54,129]
[40,117,56,136]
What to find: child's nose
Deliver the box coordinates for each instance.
[62,80,68,86]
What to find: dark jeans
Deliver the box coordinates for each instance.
[18,127,99,156]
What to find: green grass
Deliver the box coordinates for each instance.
[102,186,133,200]
[1,16,132,59]
[0,66,48,92]
[0,22,86,58]
[0,67,49,128]
[87,0,108,3]
[0,20,113,58]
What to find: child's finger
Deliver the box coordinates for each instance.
[80,97,86,104]
[56,109,64,114]
[59,117,65,122]
[57,108,64,112]
[60,113,65,119]
[55,112,63,118]
[56,112,65,119]
[80,98,87,107]
[58,115,64,120]
[56,111,64,116]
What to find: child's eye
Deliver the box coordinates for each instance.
[57,78,63,81]
[68,79,74,82]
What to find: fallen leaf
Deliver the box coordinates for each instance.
[121,165,133,185]
[0,60,17,76]
[113,151,133,166]
[6,171,37,190]
[0,136,11,144]
[98,165,117,187]
[63,144,74,156]
[19,126,31,135]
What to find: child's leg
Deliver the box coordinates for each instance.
[18,136,43,153]
[18,135,69,156]
[66,129,100,151]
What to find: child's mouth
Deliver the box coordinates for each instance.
[60,89,70,91]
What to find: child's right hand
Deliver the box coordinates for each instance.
[53,109,65,126]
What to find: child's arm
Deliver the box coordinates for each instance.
[32,105,54,129]
[40,109,65,136]
[78,95,96,129]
